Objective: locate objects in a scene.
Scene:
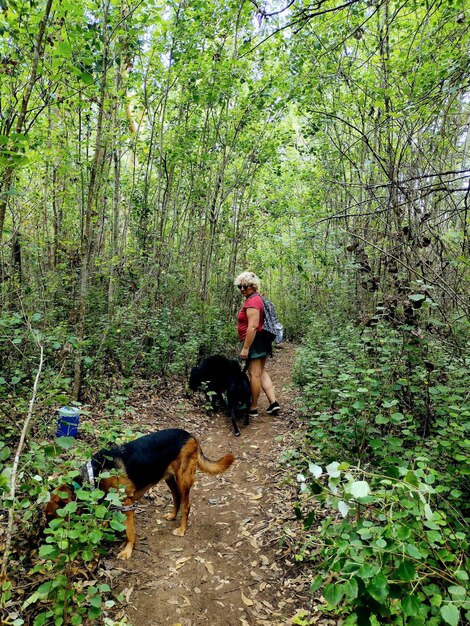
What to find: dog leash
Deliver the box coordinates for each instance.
[110,503,136,512]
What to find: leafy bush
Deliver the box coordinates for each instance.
[293,318,470,511]
[294,462,469,625]
[292,315,470,624]
[26,477,127,625]
[82,299,236,393]
[0,430,132,625]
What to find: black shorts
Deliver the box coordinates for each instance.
[245,331,273,359]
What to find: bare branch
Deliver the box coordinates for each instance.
[0,324,44,582]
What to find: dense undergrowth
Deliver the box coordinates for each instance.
[1,416,140,625]
[291,315,469,625]
[3,300,240,624]
[0,302,237,625]
[1,301,469,625]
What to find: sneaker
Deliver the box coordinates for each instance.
[248,409,259,418]
[266,402,280,415]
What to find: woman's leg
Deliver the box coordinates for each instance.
[260,369,276,405]
[247,358,264,410]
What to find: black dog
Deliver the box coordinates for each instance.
[189,355,251,436]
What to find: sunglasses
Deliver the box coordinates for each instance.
[237,284,250,290]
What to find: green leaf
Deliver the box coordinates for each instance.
[63,501,78,514]
[343,578,358,600]
[323,582,344,608]
[109,519,126,531]
[326,462,340,477]
[55,437,76,450]
[82,548,94,561]
[440,604,460,626]
[396,560,417,582]
[95,505,107,519]
[38,545,58,558]
[338,500,349,517]
[350,481,370,498]
[357,564,380,580]
[89,594,101,608]
[366,572,389,603]
[33,612,53,626]
[375,414,390,424]
[308,463,323,478]
[80,71,94,85]
[402,594,421,616]
[406,543,422,559]
[89,529,103,544]
[310,575,323,593]
[396,525,411,540]
[447,585,466,599]
[430,594,442,607]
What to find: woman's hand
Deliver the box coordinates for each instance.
[240,347,249,360]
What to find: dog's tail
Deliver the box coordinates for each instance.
[197,447,235,475]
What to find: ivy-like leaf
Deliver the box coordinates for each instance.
[395,560,417,582]
[323,582,344,608]
[308,463,323,478]
[401,594,421,616]
[326,462,340,477]
[343,577,358,600]
[338,500,349,517]
[366,572,389,604]
[350,481,370,498]
[440,604,460,626]
[55,437,76,450]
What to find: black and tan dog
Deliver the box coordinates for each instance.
[45,428,235,559]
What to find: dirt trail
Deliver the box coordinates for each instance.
[107,343,311,626]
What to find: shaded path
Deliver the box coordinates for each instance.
[107,343,312,626]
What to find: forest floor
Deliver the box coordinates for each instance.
[104,342,328,626]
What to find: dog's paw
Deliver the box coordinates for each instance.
[172,527,186,537]
[117,544,133,560]
[163,512,177,521]
[234,431,241,437]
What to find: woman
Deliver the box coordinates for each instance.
[234,271,280,418]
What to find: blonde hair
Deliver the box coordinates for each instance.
[234,271,260,290]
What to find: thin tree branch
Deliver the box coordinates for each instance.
[341,228,469,312]
[0,326,44,582]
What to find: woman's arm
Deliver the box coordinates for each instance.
[240,307,260,359]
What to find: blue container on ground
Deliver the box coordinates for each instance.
[56,406,80,438]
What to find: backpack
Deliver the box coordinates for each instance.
[260,295,284,344]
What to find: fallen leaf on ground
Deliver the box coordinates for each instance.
[121,587,134,603]
[241,591,254,606]
[194,556,214,574]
